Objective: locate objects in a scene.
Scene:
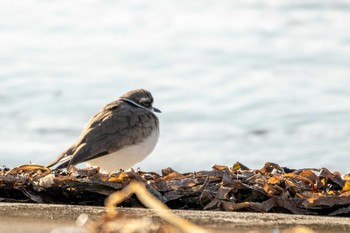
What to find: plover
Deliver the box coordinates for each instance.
[47,89,160,173]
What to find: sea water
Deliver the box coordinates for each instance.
[0,0,350,173]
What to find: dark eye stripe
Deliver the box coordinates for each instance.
[119,98,154,113]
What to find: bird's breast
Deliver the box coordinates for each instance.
[87,128,159,173]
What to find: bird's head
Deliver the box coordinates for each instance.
[120,89,161,113]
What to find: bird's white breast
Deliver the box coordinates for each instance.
[87,129,159,173]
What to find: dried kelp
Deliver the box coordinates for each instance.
[1,162,350,216]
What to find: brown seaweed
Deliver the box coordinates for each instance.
[1,162,350,216]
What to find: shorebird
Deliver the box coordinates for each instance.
[47,89,160,173]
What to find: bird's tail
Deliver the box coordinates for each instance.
[46,145,75,169]
[46,154,72,169]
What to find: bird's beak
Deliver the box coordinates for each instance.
[153,107,161,113]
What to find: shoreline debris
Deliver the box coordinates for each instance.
[1,162,350,216]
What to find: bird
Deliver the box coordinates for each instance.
[47,89,161,173]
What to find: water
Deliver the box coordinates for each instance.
[0,1,350,173]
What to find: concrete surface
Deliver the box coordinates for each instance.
[0,203,349,233]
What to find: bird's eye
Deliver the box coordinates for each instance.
[139,98,151,108]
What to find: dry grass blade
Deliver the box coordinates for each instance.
[105,181,211,233]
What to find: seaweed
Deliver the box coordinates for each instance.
[1,162,350,216]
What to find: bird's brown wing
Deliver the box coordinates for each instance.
[66,103,158,167]
[47,100,123,169]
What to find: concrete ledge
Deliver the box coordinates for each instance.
[0,203,350,233]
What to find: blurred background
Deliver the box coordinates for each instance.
[0,1,349,173]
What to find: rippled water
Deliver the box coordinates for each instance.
[1,1,350,173]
